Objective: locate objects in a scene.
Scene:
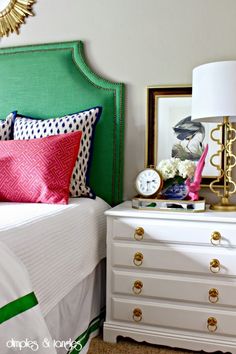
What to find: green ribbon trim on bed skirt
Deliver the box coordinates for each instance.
[67,308,105,354]
[0,292,38,325]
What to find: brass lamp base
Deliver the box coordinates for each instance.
[209,117,236,212]
[210,204,236,211]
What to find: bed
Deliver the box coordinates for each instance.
[0,41,125,354]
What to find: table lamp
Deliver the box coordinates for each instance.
[191,61,236,211]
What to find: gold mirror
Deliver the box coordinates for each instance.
[0,0,35,37]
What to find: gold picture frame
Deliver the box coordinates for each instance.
[0,0,35,37]
[146,85,224,187]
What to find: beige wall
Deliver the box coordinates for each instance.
[1,0,236,202]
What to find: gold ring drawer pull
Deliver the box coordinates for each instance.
[134,227,144,241]
[132,280,143,295]
[207,317,217,332]
[211,231,221,246]
[210,259,221,273]
[208,288,219,303]
[133,252,143,266]
[133,308,142,322]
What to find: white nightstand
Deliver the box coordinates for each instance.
[103,201,236,353]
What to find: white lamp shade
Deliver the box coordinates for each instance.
[192,61,236,122]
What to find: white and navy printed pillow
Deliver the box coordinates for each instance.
[0,112,17,140]
[14,107,102,198]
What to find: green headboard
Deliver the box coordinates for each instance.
[0,41,125,206]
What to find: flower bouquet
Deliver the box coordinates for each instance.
[157,158,195,200]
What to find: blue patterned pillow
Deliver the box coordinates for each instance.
[0,112,17,140]
[14,107,102,198]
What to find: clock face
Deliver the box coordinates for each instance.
[135,168,162,197]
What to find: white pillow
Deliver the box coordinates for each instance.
[14,107,102,198]
[0,112,16,140]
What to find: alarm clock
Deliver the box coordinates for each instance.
[135,167,163,197]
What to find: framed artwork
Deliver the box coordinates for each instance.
[146,85,224,187]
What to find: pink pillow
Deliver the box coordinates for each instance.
[0,131,82,204]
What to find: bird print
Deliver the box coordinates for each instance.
[172,116,205,161]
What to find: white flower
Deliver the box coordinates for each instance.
[177,160,195,179]
[157,158,195,180]
[157,158,178,180]
[170,157,181,169]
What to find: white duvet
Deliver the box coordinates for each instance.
[0,241,57,354]
[0,197,109,316]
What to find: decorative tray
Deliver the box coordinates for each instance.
[132,197,205,212]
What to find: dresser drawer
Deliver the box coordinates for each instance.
[112,270,236,307]
[105,203,236,350]
[112,298,236,336]
[112,217,236,247]
[112,243,236,276]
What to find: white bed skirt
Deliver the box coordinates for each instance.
[45,259,106,354]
